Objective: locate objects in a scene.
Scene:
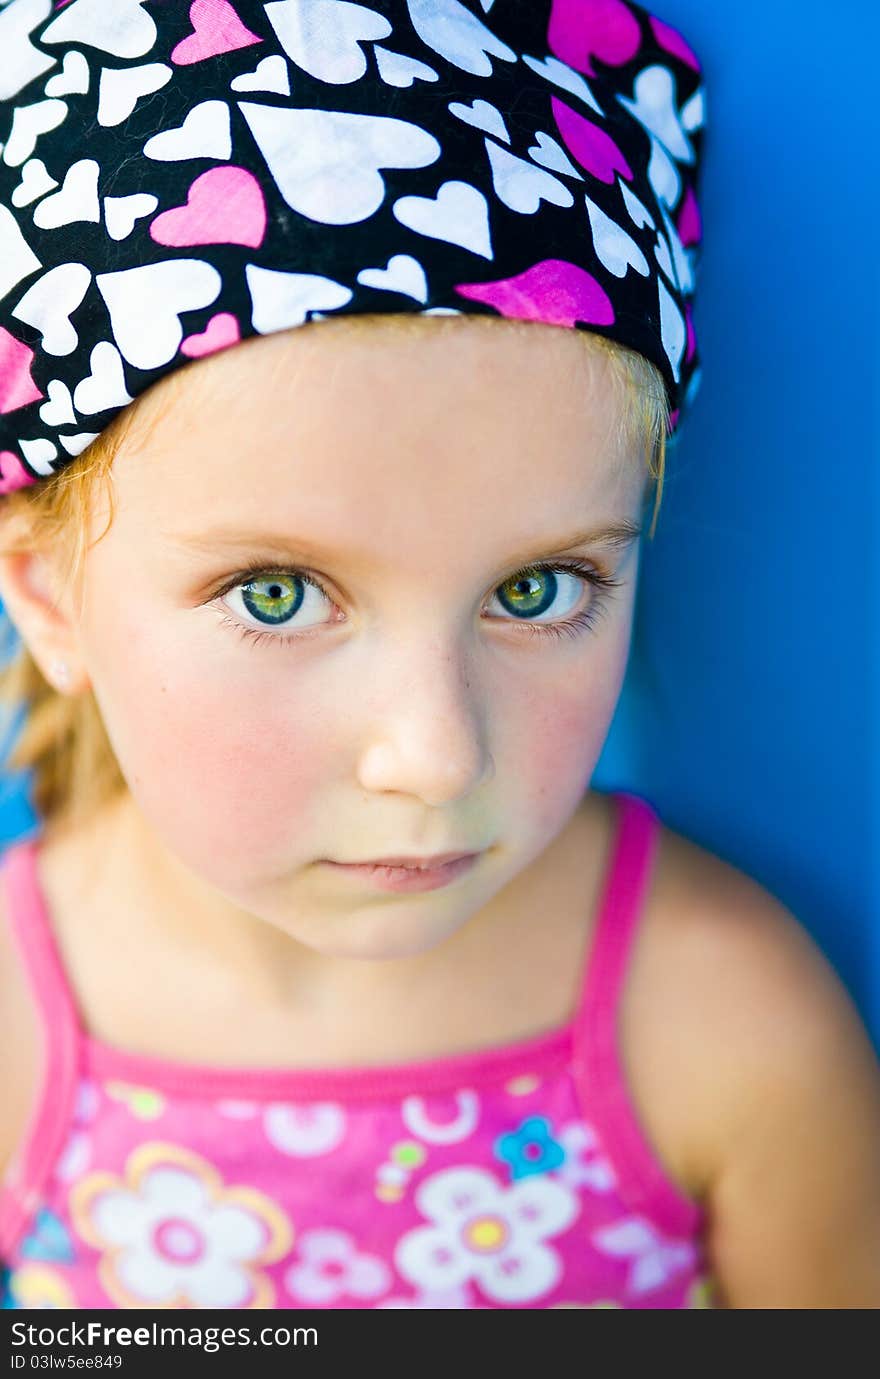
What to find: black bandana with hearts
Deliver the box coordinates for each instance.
[0,0,706,494]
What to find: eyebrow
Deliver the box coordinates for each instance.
[170,518,642,566]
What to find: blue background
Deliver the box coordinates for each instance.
[0,1,876,1053]
[593,0,879,1049]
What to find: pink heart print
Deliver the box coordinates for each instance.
[150,166,267,248]
[650,16,701,71]
[677,185,702,247]
[0,450,39,495]
[547,0,642,78]
[180,311,241,358]
[552,97,634,184]
[456,258,615,328]
[0,330,43,415]
[171,0,262,67]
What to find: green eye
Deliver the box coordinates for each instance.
[496,567,563,621]
[241,574,303,626]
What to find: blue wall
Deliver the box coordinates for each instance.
[0,2,876,1049]
[595,1,879,1048]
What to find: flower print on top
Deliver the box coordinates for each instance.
[69,1143,293,1309]
[284,1228,392,1306]
[0,0,705,491]
[494,1115,566,1180]
[394,1165,580,1305]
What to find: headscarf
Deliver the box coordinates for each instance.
[0,0,705,493]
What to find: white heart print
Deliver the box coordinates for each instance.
[103,193,159,242]
[681,87,705,133]
[239,102,440,225]
[143,101,231,163]
[659,203,693,293]
[2,98,67,167]
[39,378,76,427]
[230,55,291,97]
[584,194,649,278]
[246,264,352,333]
[522,54,604,117]
[96,259,222,370]
[12,262,92,356]
[72,341,133,415]
[653,231,675,285]
[41,0,157,60]
[264,0,391,85]
[393,180,493,259]
[0,204,42,305]
[620,179,655,230]
[11,158,58,207]
[0,0,56,104]
[373,46,439,88]
[406,0,517,76]
[32,158,99,230]
[658,278,685,383]
[44,50,90,98]
[357,254,428,303]
[647,135,680,209]
[17,437,58,475]
[617,65,695,165]
[448,98,509,145]
[527,131,584,181]
[97,63,172,128]
[58,431,98,457]
[485,140,574,215]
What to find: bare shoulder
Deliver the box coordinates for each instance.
[627,812,880,1306]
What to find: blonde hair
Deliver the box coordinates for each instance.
[0,317,669,831]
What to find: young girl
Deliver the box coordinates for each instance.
[0,0,878,1311]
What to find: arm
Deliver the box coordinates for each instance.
[697,885,880,1307]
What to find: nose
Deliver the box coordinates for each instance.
[355,634,495,806]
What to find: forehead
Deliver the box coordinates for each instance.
[105,318,646,564]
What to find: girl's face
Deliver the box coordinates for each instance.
[73,319,647,960]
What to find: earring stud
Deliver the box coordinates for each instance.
[49,658,71,689]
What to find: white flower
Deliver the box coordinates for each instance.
[394,1165,579,1304]
[70,1143,292,1308]
[592,1216,697,1294]
[285,1229,390,1304]
[263,1101,346,1156]
[555,1121,616,1193]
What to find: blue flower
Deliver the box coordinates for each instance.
[494,1116,565,1180]
[18,1208,74,1264]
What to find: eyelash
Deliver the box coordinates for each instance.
[211,556,624,649]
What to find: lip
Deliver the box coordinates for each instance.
[321,852,483,893]
[332,851,478,869]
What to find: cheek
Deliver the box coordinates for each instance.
[85,615,338,877]
[506,669,622,826]
[495,619,632,830]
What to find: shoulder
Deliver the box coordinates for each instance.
[633,811,880,1306]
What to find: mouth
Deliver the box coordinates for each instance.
[329,851,480,870]
[320,850,485,893]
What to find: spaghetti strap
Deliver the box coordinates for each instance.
[0,835,82,1261]
[0,835,83,1049]
[575,791,661,1030]
[570,791,702,1237]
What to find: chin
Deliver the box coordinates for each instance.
[309,910,466,963]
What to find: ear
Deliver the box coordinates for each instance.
[0,521,89,696]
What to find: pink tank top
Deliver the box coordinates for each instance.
[0,791,716,1310]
